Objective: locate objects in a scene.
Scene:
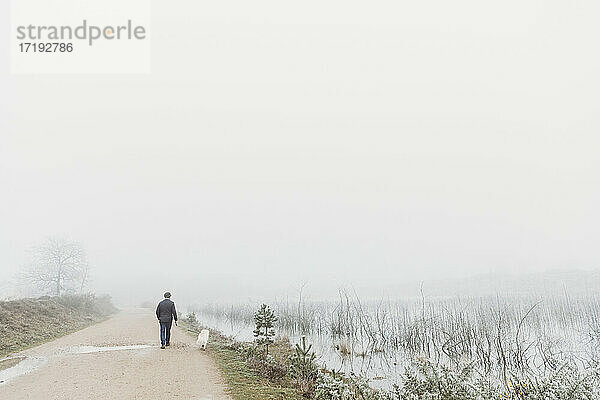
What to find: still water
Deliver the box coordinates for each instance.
[195,313,403,389]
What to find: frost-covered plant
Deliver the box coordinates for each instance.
[315,371,354,400]
[391,359,495,400]
[246,353,289,382]
[349,375,390,400]
[389,358,600,400]
[316,371,388,400]
[226,340,259,360]
[503,362,599,400]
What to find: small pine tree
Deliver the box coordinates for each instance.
[253,303,277,356]
[290,335,318,380]
[290,335,319,396]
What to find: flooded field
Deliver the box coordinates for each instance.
[194,313,402,389]
[189,291,600,389]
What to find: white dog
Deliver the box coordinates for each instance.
[196,329,209,351]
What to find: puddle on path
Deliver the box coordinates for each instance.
[0,356,47,385]
[0,345,153,385]
[66,344,153,354]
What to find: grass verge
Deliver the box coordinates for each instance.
[181,320,305,400]
[0,294,117,358]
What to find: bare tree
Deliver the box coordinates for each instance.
[20,237,90,296]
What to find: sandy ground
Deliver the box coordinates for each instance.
[0,309,232,400]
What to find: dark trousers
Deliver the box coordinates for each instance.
[160,321,172,345]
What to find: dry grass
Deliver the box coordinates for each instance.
[0,295,116,357]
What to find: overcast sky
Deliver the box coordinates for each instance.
[1,1,599,304]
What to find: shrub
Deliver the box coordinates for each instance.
[316,371,354,400]
[246,354,289,382]
[388,359,600,400]
[316,371,387,400]
[503,362,599,400]
[186,312,198,326]
[391,359,494,400]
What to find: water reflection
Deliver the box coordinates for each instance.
[196,313,401,389]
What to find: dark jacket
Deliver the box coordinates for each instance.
[156,299,177,323]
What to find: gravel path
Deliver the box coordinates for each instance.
[0,309,232,400]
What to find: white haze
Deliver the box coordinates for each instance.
[1,0,599,304]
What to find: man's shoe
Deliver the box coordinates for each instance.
[160,345,165,349]
[166,342,170,346]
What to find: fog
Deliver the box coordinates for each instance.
[1,1,599,305]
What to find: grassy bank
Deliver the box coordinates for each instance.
[0,294,117,357]
[181,318,305,400]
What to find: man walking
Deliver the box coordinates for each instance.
[156,292,178,349]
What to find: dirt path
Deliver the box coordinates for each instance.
[0,309,232,400]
